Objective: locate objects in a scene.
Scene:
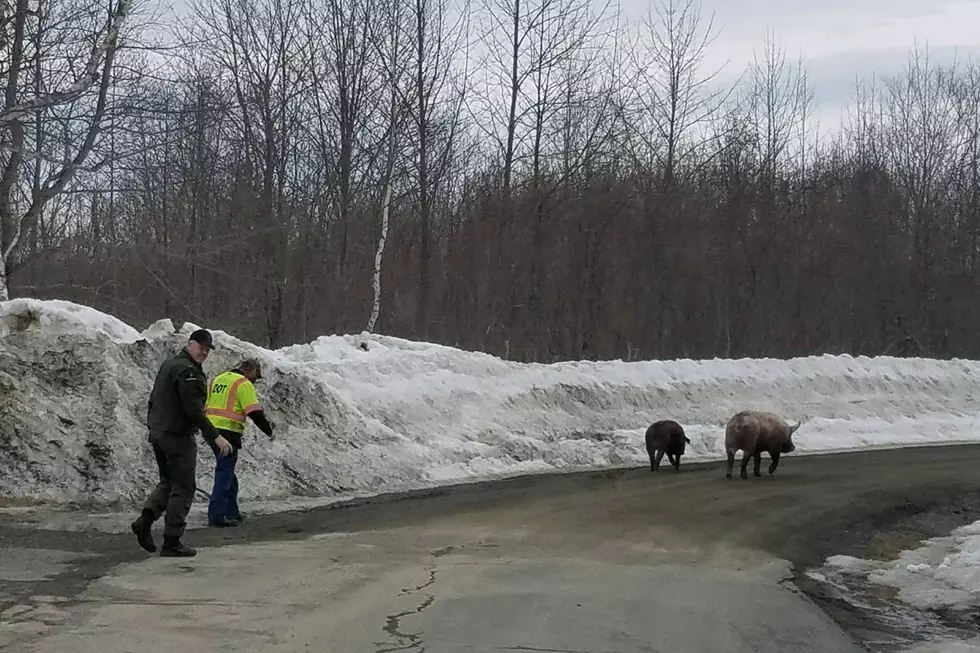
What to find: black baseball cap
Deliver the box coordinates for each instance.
[188,329,215,350]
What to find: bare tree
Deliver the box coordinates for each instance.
[19,5,980,365]
[0,0,134,300]
[190,0,310,346]
[366,0,411,333]
[366,170,392,334]
[951,63,980,275]
[745,30,811,188]
[304,0,383,279]
[741,32,813,188]
[474,0,606,194]
[877,47,964,347]
[396,0,470,337]
[625,0,730,188]
[518,2,618,355]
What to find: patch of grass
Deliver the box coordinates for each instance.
[867,531,930,561]
[865,583,901,602]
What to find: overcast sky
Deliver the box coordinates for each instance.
[620,0,980,129]
[159,0,980,131]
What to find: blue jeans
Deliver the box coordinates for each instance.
[208,447,240,524]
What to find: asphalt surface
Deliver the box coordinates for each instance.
[2,444,980,651]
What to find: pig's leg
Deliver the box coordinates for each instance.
[726,450,736,479]
[753,451,762,477]
[740,450,752,479]
[769,452,781,475]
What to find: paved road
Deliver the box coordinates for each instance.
[2,444,980,652]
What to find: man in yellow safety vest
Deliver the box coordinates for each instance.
[204,358,275,527]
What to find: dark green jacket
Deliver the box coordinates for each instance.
[146,349,220,445]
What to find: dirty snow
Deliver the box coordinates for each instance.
[1,297,980,508]
[807,521,980,653]
[898,638,980,652]
[0,298,141,344]
[819,520,980,612]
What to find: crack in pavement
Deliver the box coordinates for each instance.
[400,568,437,596]
[379,568,438,653]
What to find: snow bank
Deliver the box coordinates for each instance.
[1,297,980,506]
[818,519,980,612]
[898,638,980,652]
[0,298,141,344]
[806,520,980,653]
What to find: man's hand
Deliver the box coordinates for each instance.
[214,435,233,456]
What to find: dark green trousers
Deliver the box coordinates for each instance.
[143,431,197,538]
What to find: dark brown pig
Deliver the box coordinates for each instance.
[724,410,801,480]
[645,420,691,472]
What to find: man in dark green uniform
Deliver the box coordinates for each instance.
[130,329,233,557]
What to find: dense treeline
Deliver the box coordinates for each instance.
[3,0,978,361]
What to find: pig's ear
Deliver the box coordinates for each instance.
[685,436,691,443]
[790,421,801,434]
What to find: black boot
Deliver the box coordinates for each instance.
[208,518,240,528]
[130,510,157,553]
[160,535,197,557]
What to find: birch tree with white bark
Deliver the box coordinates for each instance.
[366,0,411,333]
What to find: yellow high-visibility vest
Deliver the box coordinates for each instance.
[205,370,261,434]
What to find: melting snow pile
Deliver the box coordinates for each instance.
[806,520,980,653]
[817,521,980,612]
[1,297,980,506]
